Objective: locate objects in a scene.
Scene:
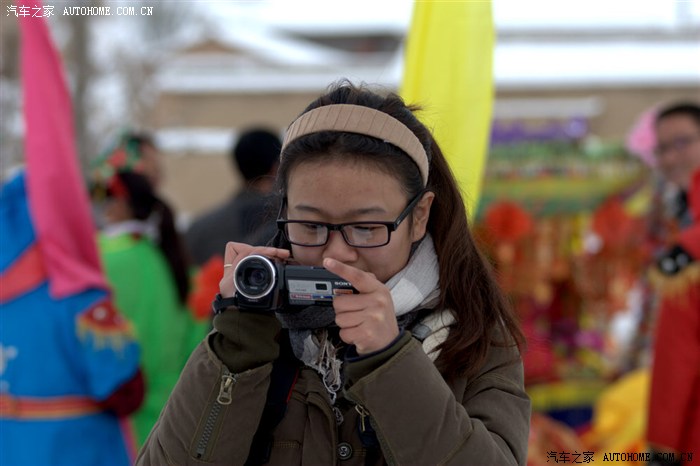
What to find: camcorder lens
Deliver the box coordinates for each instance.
[234,255,278,300]
[246,267,269,288]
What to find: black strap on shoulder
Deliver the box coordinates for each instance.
[357,416,381,466]
[245,329,301,466]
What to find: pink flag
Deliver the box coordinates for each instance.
[20,0,108,297]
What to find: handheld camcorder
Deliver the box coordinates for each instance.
[233,255,357,313]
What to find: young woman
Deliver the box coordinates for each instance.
[96,171,207,446]
[138,82,530,465]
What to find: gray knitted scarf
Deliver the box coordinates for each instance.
[275,234,441,409]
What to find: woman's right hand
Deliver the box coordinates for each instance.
[219,242,291,298]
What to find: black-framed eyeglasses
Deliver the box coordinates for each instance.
[277,190,427,248]
[654,134,700,157]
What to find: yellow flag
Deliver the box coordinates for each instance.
[400,0,494,219]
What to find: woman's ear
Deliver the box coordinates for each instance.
[411,191,435,242]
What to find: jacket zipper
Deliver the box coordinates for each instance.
[195,368,236,459]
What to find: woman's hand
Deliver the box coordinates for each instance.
[219,242,291,298]
[323,258,399,355]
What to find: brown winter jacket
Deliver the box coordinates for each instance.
[137,307,531,465]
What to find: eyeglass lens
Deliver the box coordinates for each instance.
[655,134,700,156]
[284,222,390,247]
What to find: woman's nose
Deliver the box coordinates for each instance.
[322,230,358,264]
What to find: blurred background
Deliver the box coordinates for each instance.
[1,1,699,463]
[2,0,698,218]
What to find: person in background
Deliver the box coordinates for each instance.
[645,124,700,466]
[93,170,207,447]
[92,130,164,191]
[622,102,700,373]
[0,173,143,466]
[185,128,281,266]
[653,102,700,232]
[138,82,530,465]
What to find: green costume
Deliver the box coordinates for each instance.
[99,231,208,445]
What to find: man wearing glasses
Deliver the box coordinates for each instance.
[653,102,700,227]
[647,102,700,466]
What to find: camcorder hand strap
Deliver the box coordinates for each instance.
[245,329,301,465]
[212,293,237,315]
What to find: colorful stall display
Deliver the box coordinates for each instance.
[475,138,651,442]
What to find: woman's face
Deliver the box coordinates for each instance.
[102,197,132,224]
[285,160,433,283]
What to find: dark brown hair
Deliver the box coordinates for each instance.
[107,171,190,305]
[275,81,524,381]
[655,102,700,128]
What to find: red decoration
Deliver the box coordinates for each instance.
[77,299,132,334]
[484,201,534,243]
[0,244,46,304]
[107,148,128,168]
[107,175,129,200]
[76,299,135,352]
[591,199,637,250]
[188,255,224,321]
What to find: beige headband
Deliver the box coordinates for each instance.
[281,104,429,186]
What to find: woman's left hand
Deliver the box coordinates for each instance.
[323,258,399,355]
